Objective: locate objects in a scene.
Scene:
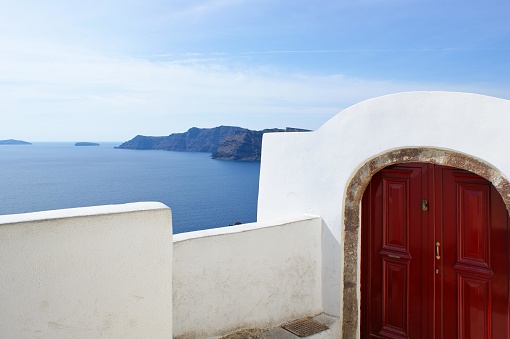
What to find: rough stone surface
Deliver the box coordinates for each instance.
[212,129,266,161]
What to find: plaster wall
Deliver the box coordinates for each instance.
[257,92,510,326]
[0,202,173,338]
[172,215,322,338]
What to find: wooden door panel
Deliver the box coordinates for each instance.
[379,173,413,337]
[458,275,490,339]
[441,171,492,339]
[362,164,426,338]
[439,168,508,339]
[382,174,410,253]
[453,177,493,338]
[380,259,409,338]
[456,178,491,268]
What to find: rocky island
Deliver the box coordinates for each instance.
[75,142,100,146]
[116,126,310,161]
[0,139,32,145]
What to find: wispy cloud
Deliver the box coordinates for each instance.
[1,39,507,141]
[0,0,508,141]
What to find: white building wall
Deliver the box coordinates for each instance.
[257,92,510,318]
[0,202,173,339]
[173,215,322,338]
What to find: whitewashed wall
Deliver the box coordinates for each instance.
[257,92,510,322]
[172,215,322,338]
[0,202,173,338]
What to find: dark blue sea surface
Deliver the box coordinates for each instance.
[0,143,260,233]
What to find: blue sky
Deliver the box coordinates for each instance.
[1,0,509,141]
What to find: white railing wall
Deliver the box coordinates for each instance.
[0,202,173,339]
[0,204,322,338]
[173,215,322,338]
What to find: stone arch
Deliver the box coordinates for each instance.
[341,147,510,338]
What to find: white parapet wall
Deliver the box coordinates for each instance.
[173,215,323,338]
[0,202,173,339]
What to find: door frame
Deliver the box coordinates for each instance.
[341,147,510,338]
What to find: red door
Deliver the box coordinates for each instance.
[361,163,509,338]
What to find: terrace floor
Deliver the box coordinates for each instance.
[211,314,339,339]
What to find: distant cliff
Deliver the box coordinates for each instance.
[0,139,32,145]
[212,128,309,161]
[116,126,310,161]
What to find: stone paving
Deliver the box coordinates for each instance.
[217,314,338,339]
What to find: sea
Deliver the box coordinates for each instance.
[0,143,261,234]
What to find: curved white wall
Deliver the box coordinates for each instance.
[257,91,510,317]
[0,202,172,338]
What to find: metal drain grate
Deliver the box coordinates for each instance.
[281,317,329,337]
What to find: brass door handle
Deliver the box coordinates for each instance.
[436,242,441,260]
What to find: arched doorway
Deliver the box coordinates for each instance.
[361,163,508,338]
[341,148,510,338]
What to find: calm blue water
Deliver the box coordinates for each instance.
[0,143,260,234]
